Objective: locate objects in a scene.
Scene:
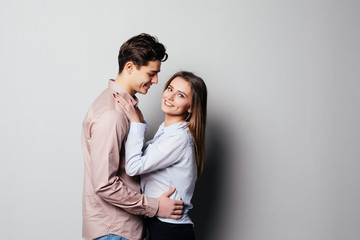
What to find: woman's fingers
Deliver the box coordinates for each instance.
[113,93,126,105]
[113,93,130,109]
[112,92,141,122]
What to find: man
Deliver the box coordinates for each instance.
[81,33,183,240]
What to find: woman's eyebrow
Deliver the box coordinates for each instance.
[169,84,188,97]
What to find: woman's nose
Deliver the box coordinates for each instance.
[167,92,175,100]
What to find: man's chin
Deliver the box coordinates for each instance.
[140,87,149,94]
[137,89,148,95]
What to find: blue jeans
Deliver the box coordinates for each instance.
[93,234,128,240]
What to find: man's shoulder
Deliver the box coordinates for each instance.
[91,88,115,113]
[86,87,127,121]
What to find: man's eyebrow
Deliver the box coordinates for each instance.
[150,69,160,73]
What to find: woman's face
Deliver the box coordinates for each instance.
[161,77,192,118]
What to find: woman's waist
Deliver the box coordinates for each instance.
[156,211,194,225]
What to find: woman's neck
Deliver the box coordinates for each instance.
[164,114,186,127]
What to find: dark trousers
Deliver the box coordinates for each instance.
[145,217,195,240]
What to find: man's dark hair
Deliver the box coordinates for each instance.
[118,33,168,73]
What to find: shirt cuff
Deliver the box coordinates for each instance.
[145,197,159,217]
[129,122,147,136]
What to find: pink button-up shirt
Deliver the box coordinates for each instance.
[81,80,158,240]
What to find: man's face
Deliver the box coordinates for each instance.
[129,60,161,95]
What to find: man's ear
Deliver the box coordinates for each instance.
[124,62,135,74]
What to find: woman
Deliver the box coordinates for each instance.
[114,71,207,240]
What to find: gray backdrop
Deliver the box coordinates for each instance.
[1,0,359,239]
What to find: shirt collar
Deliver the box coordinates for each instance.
[161,121,188,134]
[108,79,138,107]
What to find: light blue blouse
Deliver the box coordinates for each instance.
[125,121,197,224]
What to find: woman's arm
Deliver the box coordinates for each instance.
[125,123,188,176]
[113,93,188,176]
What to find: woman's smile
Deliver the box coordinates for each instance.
[164,100,174,107]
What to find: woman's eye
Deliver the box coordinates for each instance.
[178,93,185,98]
[168,87,172,91]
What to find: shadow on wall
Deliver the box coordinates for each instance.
[189,119,233,240]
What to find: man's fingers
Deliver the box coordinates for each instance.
[172,209,183,215]
[174,200,184,206]
[169,214,182,220]
[157,187,185,219]
[174,205,184,210]
[163,186,176,197]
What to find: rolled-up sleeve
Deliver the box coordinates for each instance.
[87,109,158,217]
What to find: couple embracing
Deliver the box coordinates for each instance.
[81,33,207,240]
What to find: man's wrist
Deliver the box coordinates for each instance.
[145,196,159,217]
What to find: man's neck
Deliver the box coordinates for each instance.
[114,74,136,96]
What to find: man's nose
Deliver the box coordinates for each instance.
[151,75,158,84]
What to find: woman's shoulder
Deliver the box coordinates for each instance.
[163,124,192,145]
[172,127,194,147]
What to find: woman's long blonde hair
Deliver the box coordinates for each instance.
[163,71,207,179]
